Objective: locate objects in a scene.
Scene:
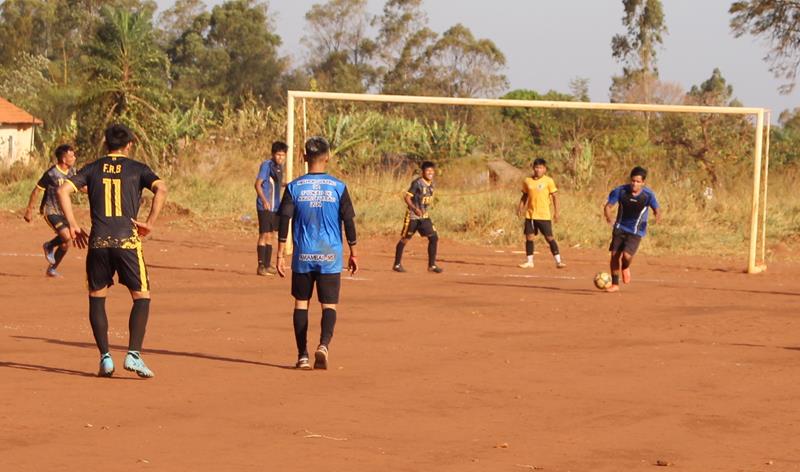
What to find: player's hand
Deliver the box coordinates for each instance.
[276,255,287,278]
[23,208,33,223]
[553,212,559,223]
[261,199,270,211]
[132,219,154,237]
[413,207,423,217]
[70,226,88,249]
[348,254,358,276]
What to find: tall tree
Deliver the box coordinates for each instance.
[156,0,206,47]
[374,0,436,94]
[302,0,377,92]
[730,0,800,93]
[610,0,667,102]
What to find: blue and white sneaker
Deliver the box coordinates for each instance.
[98,353,114,377]
[43,243,56,265]
[124,351,154,378]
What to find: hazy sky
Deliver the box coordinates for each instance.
[154,0,798,118]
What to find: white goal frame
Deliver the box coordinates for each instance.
[285,90,771,274]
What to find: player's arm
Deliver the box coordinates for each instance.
[551,192,560,222]
[23,185,43,222]
[340,187,358,275]
[603,201,617,225]
[133,181,168,238]
[57,180,87,248]
[650,193,662,223]
[517,192,527,217]
[275,188,294,278]
[254,178,270,210]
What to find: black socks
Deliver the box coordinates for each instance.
[427,234,438,267]
[320,308,336,347]
[293,308,309,357]
[548,239,559,256]
[89,296,109,354]
[525,240,534,256]
[394,240,406,266]
[128,299,151,352]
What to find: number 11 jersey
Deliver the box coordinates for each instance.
[68,154,161,248]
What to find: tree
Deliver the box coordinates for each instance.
[610,0,667,102]
[302,0,377,92]
[80,6,172,159]
[156,0,206,47]
[730,0,800,93]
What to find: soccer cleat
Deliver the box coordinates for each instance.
[518,261,534,268]
[266,266,278,275]
[314,345,329,370]
[124,351,154,378]
[98,353,114,377]
[46,265,60,277]
[256,265,270,276]
[622,268,631,284]
[43,243,56,265]
[605,285,620,293]
[295,356,311,370]
[392,264,406,273]
[428,265,444,274]
[556,261,567,269]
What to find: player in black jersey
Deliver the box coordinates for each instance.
[57,124,168,378]
[392,161,443,273]
[23,144,80,277]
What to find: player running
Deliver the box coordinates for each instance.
[275,136,358,370]
[603,166,661,293]
[517,158,566,269]
[255,141,287,276]
[23,144,80,277]
[392,161,443,273]
[57,124,168,378]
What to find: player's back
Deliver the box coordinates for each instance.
[71,155,160,247]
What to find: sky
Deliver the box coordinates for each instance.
[154,0,799,119]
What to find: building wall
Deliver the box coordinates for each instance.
[0,124,35,165]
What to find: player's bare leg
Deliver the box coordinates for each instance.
[621,252,633,284]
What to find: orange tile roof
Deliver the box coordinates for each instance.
[0,96,42,125]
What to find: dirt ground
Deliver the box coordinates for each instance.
[1,210,799,472]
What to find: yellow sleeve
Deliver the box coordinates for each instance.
[548,177,558,193]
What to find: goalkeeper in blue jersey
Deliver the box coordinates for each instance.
[275,136,358,370]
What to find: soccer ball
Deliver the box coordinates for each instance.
[593,272,612,290]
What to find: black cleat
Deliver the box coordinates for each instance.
[428,265,443,274]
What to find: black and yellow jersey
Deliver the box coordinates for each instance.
[37,164,76,216]
[68,154,161,248]
[406,177,434,220]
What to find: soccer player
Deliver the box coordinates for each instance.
[255,141,287,276]
[392,161,443,273]
[603,166,661,293]
[275,136,358,370]
[57,124,168,378]
[23,144,79,277]
[517,158,566,269]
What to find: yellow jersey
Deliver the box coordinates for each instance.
[521,175,557,220]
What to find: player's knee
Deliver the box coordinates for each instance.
[428,233,438,243]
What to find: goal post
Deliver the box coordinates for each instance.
[285,90,770,274]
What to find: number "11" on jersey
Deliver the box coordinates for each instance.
[102,178,122,217]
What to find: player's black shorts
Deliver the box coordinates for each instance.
[86,247,150,292]
[609,228,642,255]
[44,214,69,233]
[291,271,341,304]
[523,219,553,237]
[401,217,436,238]
[257,210,279,233]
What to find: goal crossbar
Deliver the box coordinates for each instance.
[285,90,770,274]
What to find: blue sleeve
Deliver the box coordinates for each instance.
[648,190,660,210]
[257,161,270,181]
[607,186,621,205]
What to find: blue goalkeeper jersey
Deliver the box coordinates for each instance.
[256,159,282,212]
[278,173,355,274]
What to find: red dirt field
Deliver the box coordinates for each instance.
[1,210,800,472]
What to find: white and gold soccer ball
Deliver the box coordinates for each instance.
[593,271,613,290]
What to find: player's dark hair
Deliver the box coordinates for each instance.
[304,136,330,162]
[271,141,288,154]
[54,144,73,163]
[105,124,135,152]
[533,158,546,167]
[421,161,435,171]
[630,166,648,180]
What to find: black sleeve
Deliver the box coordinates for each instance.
[277,187,294,243]
[339,186,357,245]
[36,171,49,189]
[69,163,92,190]
[140,164,161,191]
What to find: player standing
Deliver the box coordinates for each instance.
[603,166,661,293]
[392,161,443,273]
[255,141,287,275]
[57,124,168,377]
[23,144,79,277]
[275,136,358,370]
[517,158,566,269]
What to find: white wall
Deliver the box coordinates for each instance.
[0,125,35,165]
